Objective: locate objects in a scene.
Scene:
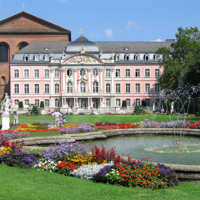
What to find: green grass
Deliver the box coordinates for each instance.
[0,164,200,200]
[7,113,200,137]
[9,113,200,125]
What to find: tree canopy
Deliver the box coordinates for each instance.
[158,27,200,90]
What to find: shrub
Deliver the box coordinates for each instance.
[40,101,44,108]
[18,101,23,109]
[29,105,40,115]
[133,105,145,115]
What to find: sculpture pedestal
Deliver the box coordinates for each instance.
[1,112,10,130]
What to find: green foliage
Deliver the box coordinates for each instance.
[29,105,40,115]
[158,27,200,89]
[40,101,44,108]
[133,106,145,115]
[18,101,23,109]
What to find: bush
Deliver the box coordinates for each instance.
[40,101,44,108]
[18,101,23,109]
[133,105,145,114]
[29,105,40,115]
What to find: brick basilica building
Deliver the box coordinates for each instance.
[0,11,71,99]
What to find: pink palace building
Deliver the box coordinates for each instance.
[10,36,172,113]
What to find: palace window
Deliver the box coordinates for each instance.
[80,68,86,76]
[135,83,140,93]
[45,84,50,94]
[135,99,140,106]
[116,83,121,93]
[134,54,138,61]
[106,83,111,93]
[24,69,29,79]
[67,69,72,77]
[145,69,150,78]
[145,98,151,106]
[126,83,131,93]
[106,69,111,78]
[45,99,50,107]
[126,69,130,78]
[67,81,73,93]
[44,69,50,79]
[126,99,131,106]
[155,69,160,79]
[24,84,29,95]
[55,83,60,94]
[124,54,130,61]
[55,69,60,79]
[80,81,86,93]
[93,81,99,93]
[14,69,19,79]
[34,69,39,79]
[116,99,121,107]
[93,68,98,76]
[55,99,59,107]
[135,69,140,78]
[14,84,19,94]
[155,83,160,94]
[116,69,120,78]
[35,99,40,107]
[14,99,19,105]
[34,84,40,94]
[24,99,29,105]
[144,54,149,61]
[145,83,150,94]
[106,98,111,107]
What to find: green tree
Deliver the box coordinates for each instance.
[158,27,200,90]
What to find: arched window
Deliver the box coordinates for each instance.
[67,81,73,93]
[0,42,9,62]
[106,83,111,93]
[1,76,6,85]
[80,81,86,93]
[93,81,98,93]
[18,42,28,50]
[80,68,86,76]
[67,69,72,77]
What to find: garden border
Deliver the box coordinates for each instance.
[13,128,200,181]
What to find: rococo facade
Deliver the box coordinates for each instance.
[10,35,172,113]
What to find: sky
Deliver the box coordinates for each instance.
[0,0,199,42]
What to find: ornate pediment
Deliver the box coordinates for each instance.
[63,55,101,65]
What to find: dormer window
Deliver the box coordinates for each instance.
[23,55,29,62]
[144,54,149,61]
[134,54,138,61]
[124,54,129,61]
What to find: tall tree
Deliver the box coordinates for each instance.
[158,27,200,90]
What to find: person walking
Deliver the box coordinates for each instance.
[52,109,62,127]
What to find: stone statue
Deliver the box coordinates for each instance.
[170,101,175,114]
[1,93,11,130]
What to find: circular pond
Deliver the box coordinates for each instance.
[84,135,200,165]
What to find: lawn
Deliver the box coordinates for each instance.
[0,164,200,200]
[10,113,200,125]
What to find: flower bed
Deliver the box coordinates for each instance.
[0,139,178,190]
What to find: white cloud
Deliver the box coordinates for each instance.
[154,38,163,42]
[104,28,113,38]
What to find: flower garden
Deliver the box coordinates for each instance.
[1,113,200,199]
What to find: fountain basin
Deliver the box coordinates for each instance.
[13,128,200,180]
